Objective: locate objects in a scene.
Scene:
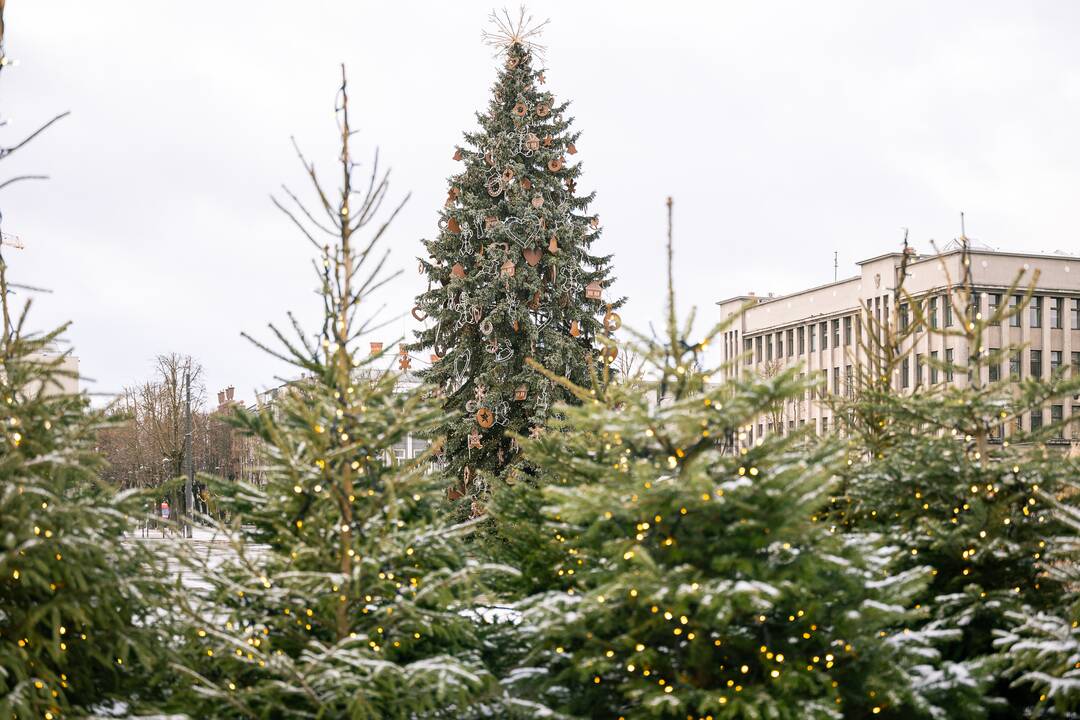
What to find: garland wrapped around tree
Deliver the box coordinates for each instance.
[410,10,621,504]
[166,68,518,719]
[830,240,1080,718]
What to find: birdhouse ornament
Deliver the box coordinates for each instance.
[585,281,603,300]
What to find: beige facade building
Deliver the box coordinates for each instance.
[718,245,1080,444]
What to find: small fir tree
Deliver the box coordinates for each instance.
[505,200,936,719]
[410,10,620,503]
[0,260,172,718]
[832,239,1080,717]
[167,69,516,718]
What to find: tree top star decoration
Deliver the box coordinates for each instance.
[481,5,550,58]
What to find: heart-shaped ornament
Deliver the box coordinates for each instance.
[523,247,542,266]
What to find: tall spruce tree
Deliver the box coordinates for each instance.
[166,69,517,718]
[831,240,1080,718]
[504,201,942,719]
[410,10,619,503]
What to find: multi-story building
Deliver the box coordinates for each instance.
[718,243,1080,444]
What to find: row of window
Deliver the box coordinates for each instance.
[905,293,1080,331]
[898,349,1080,387]
[744,316,856,364]
[750,404,1077,443]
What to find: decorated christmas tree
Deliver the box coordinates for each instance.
[831,240,1080,717]
[503,201,944,719]
[0,261,172,717]
[410,9,620,504]
[166,69,518,718]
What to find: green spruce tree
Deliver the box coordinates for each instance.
[0,262,172,718]
[505,201,937,719]
[410,10,620,504]
[166,68,516,718]
[831,239,1080,718]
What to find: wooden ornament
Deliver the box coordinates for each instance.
[484,151,495,166]
[548,158,564,172]
[485,215,500,230]
[543,135,553,147]
[604,309,622,332]
[411,306,427,322]
[528,292,541,310]
[531,195,544,209]
[447,217,461,234]
[590,216,600,229]
[585,281,603,300]
[569,320,581,337]
[520,178,532,190]
[451,263,466,279]
[507,55,520,69]
[536,104,550,117]
[453,148,463,161]
[448,187,461,199]
[430,353,441,363]
[501,259,516,277]
[523,247,542,266]
[512,102,527,117]
[468,429,482,449]
[525,133,540,151]
[566,178,577,194]
[486,177,505,197]
[476,407,495,428]
[513,319,520,332]
[502,167,515,182]
[601,345,618,363]
[370,341,384,354]
[548,235,559,253]
[567,143,577,155]
[398,349,412,371]
[514,384,528,401]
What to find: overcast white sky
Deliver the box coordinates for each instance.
[3,1,1079,404]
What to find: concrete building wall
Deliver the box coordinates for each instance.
[718,247,1080,444]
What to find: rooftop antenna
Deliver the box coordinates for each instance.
[833,251,838,282]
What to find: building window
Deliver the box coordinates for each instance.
[821,416,829,433]
[744,338,753,365]
[844,316,853,346]
[820,321,828,349]
[1073,299,1080,331]
[929,296,938,328]
[798,326,805,355]
[786,329,794,357]
[776,332,783,358]
[900,303,909,330]
[970,291,981,319]
[944,298,954,327]
[1052,405,1064,438]
[1031,296,1043,328]
[755,336,762,363]
[989,348,1000,382]
[1073,351,1080,375]
[1052,350,1063,374]
[989,293,1002,317]
[833,366,841,395]
[832,319,840,347]
[1031,349,1042,379]
[1010,295,1021,327]
[1052,297,1064,329]
[945,348,955,382]
[930,350,939,384]
[1031,409,1043,431]
[845,364,853,397]
[766,335,773,361]
[1010,351,1021,379]
[901,357,910,389]
[809,325,816,352]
